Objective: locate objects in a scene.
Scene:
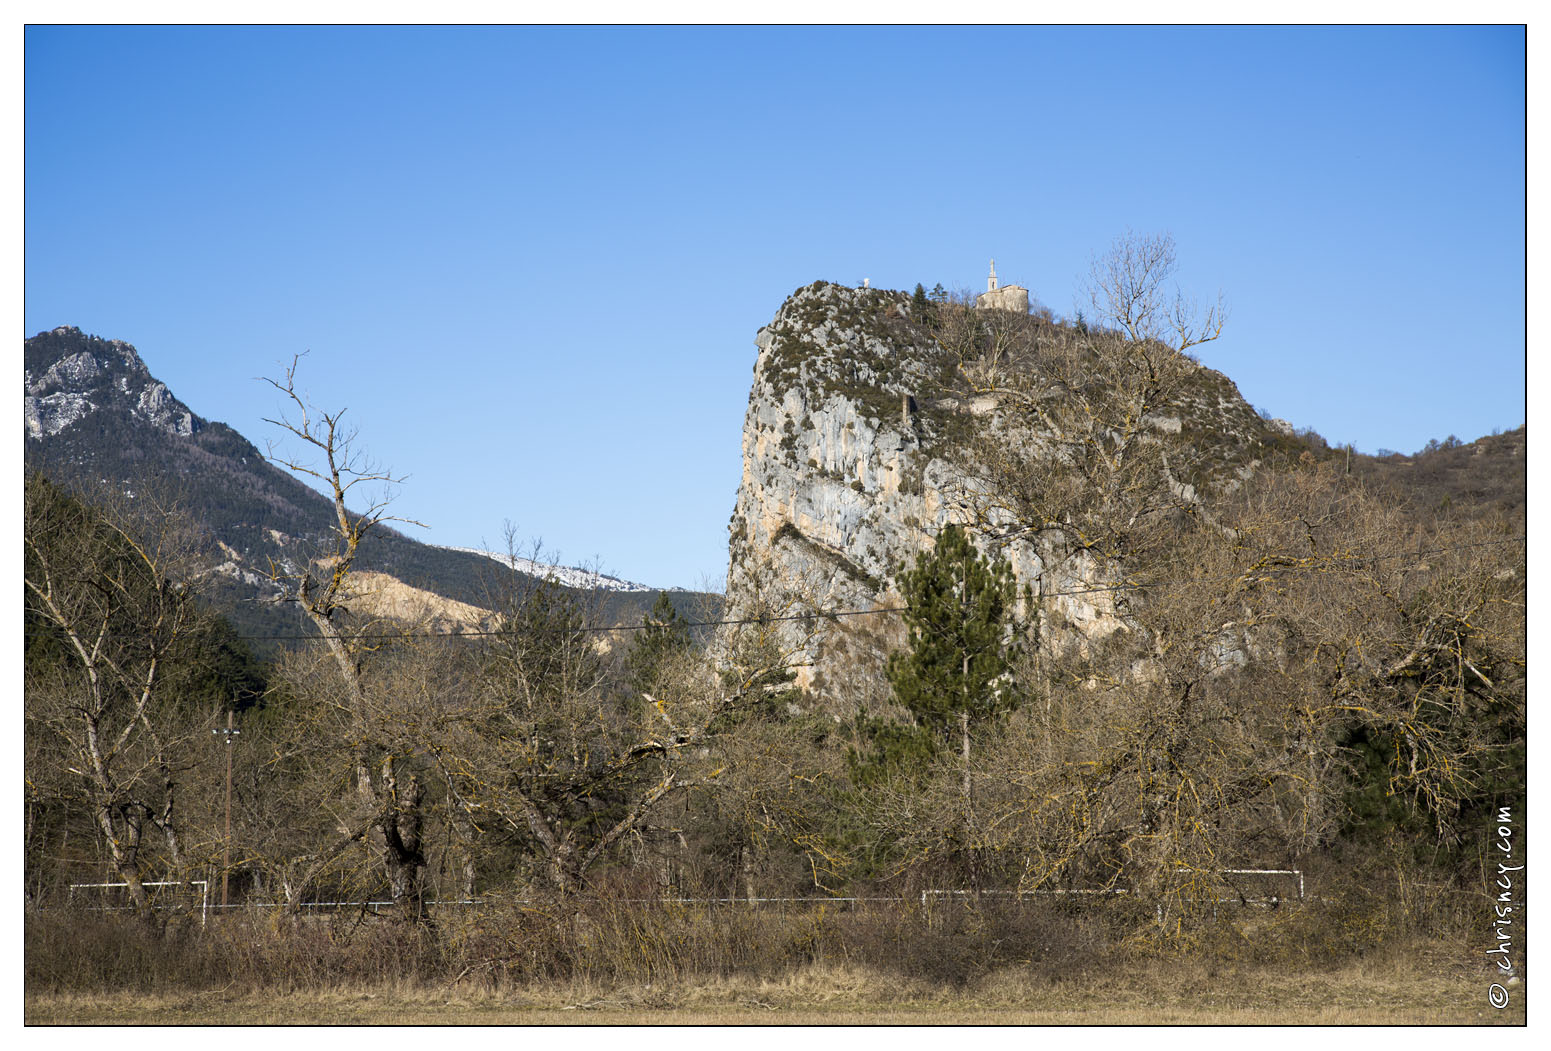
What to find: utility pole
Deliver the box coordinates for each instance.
[212,708,240,908]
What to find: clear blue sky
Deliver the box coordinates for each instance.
[23,26,1526,590]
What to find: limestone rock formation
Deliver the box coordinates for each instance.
[25,328,198,440]
[723,281,1275,707]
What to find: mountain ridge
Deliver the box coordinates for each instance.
[24,326,715,650]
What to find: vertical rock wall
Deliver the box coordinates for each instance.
[723,282,1126,700]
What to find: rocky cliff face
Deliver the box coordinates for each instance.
[723,281,1275,706]
[25,328,198,440]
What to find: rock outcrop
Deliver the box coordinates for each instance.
[25,328,198,439]
[723,281,1274,706]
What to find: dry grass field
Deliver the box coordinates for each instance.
[26,953,1525,1026]
[27,883,1527,1027]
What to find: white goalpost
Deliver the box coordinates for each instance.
[67,881,210,926]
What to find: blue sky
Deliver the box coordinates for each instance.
[23,26,1526,590]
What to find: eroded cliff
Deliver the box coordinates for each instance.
[724,281,1277,708]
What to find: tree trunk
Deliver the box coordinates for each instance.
[740,843,757,904]
[445,779,478,900]
[547,835,581,896]
[960,708,971,805]
[98,804,155,925]
[961,709,978,896]
[377,765,429,924]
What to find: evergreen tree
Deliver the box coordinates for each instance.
[624,590,693,697]
[929,283,947,303]
[912,283,930,314]
[889,524,1022,738]
[851,525,1022,782]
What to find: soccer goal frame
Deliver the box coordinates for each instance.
[67,880,210,926]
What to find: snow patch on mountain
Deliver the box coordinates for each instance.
[134,381,196,437]
[445,547,677,594]
[211,560,272,589]
[28,351,103,396]
[24,336,198,440]
[25,392,97,438]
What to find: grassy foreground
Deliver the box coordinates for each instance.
[26,955,1524,1025]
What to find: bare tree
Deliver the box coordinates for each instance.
[1240,465,1526,847]
[23,476,203,923]
[261,357,434,923]
[927,234,1233,578]
[433,557,820,896]
[1085,229,1225,352]
[885,239,1522,932]
[864,459,1524,932]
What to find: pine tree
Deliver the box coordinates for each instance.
[912,283,930,313]
[624,591,693,697]
[889,524,1022,738]
[851,525,1022,782]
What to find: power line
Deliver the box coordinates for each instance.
[24,535,1523,645]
